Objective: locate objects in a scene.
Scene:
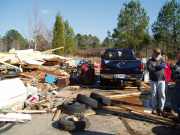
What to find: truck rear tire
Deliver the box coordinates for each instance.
[100,77,109,86]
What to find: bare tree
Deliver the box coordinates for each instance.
[28,0,51,50]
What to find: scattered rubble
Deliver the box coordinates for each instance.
[0,49,100,130]
[52,92,112,131]
[0,49,177,134]
[0,49,76,124]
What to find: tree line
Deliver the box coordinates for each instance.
[0,0,179,58]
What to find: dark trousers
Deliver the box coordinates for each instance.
[170,84,180,115]
[175,84,180,114]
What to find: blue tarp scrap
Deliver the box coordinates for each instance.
[45,74,58,84]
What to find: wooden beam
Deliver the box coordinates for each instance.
[101,106,173,125]
[16,110,47,114]
[107,92,141,99]
[0,61,21,71]
[42,47,64,54]
[84,109,96,117]
[0,113,31,122]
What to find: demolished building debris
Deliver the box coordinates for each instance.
[0,49,74,123]
[0,49,178,134]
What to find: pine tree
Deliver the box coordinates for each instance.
[75,34,100,49]
[152,0,180,53]
[112,0,149,50]
[3,29,28,50]
[64,21,76,54]
[52,15,65,55]
[102,31,114,48]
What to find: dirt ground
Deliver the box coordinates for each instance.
[1,87,180,135]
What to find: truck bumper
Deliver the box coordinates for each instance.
[100,73,143,81]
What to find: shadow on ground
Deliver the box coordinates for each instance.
[75,75,129,90]
[96,110,180,134]
[96,109,172,126]
[52,120,114,135]
[0,122,15,134]
[71,131,114,135]
[152,125,180,135]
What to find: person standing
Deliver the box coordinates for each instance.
[172,51,180,122]
[147,48,166,115]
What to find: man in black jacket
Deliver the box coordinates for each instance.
[172,51,180,121]
[147,48,166,115]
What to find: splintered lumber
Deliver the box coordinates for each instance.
[101,106,128,114]
[123,82,150,89]
[52,109,61,121]
[124,86,139,89]
[19,72,34,79]
[61,86,80,91]
[24,65,69,77]
[39,66,69,76]
[0,113,31,122]
[42,47,64,54]
[84,108,96,117]
[142,82,150,89]
[107,92,141,99]
[101,106,173,125]
[16,110,47,114]
[0,61,21,71]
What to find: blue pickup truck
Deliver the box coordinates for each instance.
[100,48,144,89]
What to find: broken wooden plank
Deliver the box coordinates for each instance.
[107,92,141,99]
[84,108,96,117]
[0,113,31,122]
[0,61,22,71]
[101,106,128,114]
[101,106,173,125]
[16,110,47,114]
[42,47,64,54]
[19,72,34,79]
[142,82,150,89]
[124,86,139,89]
[52,109,61,121]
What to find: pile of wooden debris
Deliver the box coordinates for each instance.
[0,49,79,122]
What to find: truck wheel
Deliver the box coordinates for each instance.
[77,94,98,109]
[100,78,109,86]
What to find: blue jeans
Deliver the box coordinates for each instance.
[151,81,166,111]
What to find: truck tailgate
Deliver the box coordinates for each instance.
[101,59,142,74]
